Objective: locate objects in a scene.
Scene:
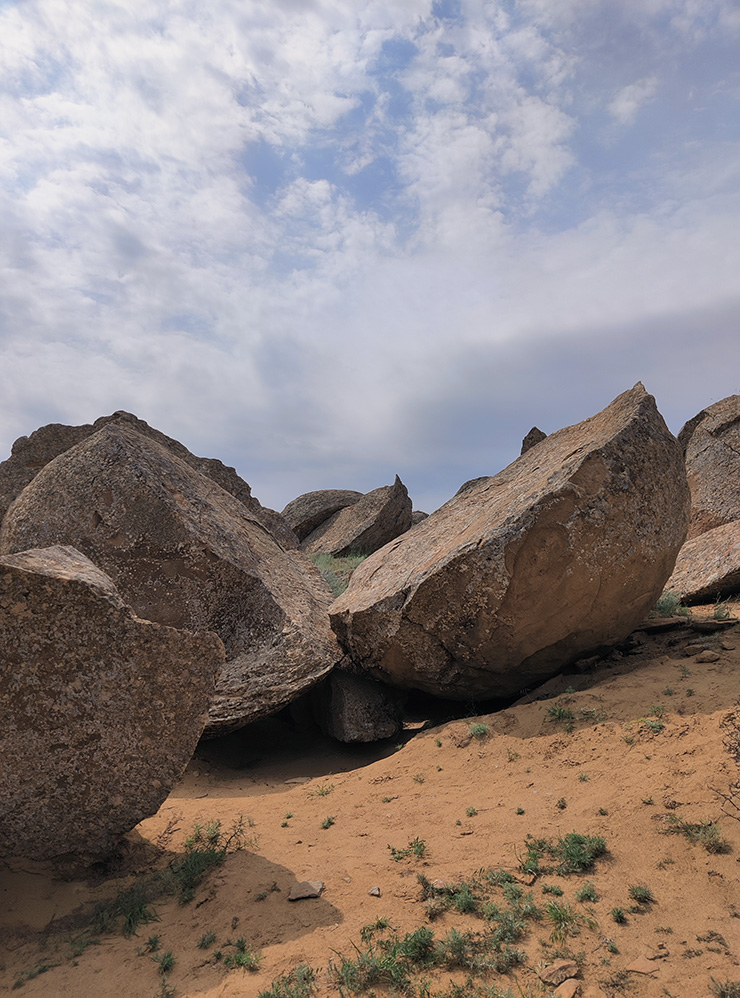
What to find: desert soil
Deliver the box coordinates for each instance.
[2,609,740,998]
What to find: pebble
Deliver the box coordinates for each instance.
[368,886,381,897]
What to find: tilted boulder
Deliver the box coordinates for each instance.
[0,545,224,860]
[330,384,689,700]
[301,476,412,557]
[678,396,740,540]
[0,423,341,736]
[0,410,297,549]
[666,521,740,603]
[282,489,363,541]
[520,426,547,454]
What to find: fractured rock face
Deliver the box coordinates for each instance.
[0,423,341,735]
[330,384,689,700]
[0,410,297,549]
[301,476,412,558]
[520,426,547,454]
[282,489,363,541]
[666,520,740,603]
[678,396,740,540]
[0,546,225,860]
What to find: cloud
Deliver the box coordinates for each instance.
[608,77,659,125]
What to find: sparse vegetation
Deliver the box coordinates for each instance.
[664,814,730,853]
[611,908,626,924]
[710,979,740,997]
[321,816,335,829]
[308,783,334,797]
[388,837,428,862]
[518,831,607,876]
[198,932,216,949]
[628,884,655,905]
[466,806,478,817]
[576,881,598,903]
[714,598,733,621]
[469,723,490,740]
[545,900,596,943]
[651,590,690,617]
[258,964,316,998]
[311,552,368,597]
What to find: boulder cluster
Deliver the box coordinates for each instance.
[2,382,719,862]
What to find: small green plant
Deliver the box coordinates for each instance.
[145,934,161,952]
[687,688,695,696]
[224,948,261,970]
[714,598,732,621]
[597,807,608,816]
[650,704,664,717]
[281,821,289,827]
[643,717,665,734]
[321,816,335,829]
[710,979,740,997]
[629,884,655,905]
[155,951,175,973]
[546,705,575,725]
[542,884,564,896]
[651,590,690,617]
[556,797,567,810]
[611,907,626,924]
[308,783,334,798]
[258,963,316,998]
[679,664,691,677]
[545,900,595,943]
[285,812,293,819]
[435,738,442,747]
[578,772,589,782]
[198,932,216,949]
[389,837,427,861]
[255,881,281,900]
[663,687,674,696]
[507,748,521,762]
[465,806,478,817]
[576,881,598,903]
[665,815,730,853]
[516,807,525,815]
[412,773,425,784]
[469,722,490,740]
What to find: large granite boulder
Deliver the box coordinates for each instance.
[0,545,224,860]
[330,384,689,700]
[666,521,740,603]
[282,489,363,541]
[0,423,341,736]
[0,410,297,549]
[301,476,412,557]
[678,396,740,540]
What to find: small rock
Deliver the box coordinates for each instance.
[684,643,708,655]
[288,881,325,901]
[626,955,658,974]
[696,649,721,663]
[539,959,579,986]
[368,886,381,897]
[554,981,580,998]
[721,640,735,651]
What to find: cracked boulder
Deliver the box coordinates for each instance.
[282,489,363,541]
[300,476,412,557]
[330,384,689,700]
[678,395,740,540]
[0,422,341,736]
[0,545,225,860]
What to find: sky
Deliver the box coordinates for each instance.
[1,0,739,515]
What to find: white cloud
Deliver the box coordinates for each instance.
[608,77,659,125]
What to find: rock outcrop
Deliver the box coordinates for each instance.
[411,510,429,525]
[666,520,740,603]
[0,545,224,860]
[678,396,740,540]
[0,411,297,549]
[311,670,404,743]
[300,476,412,558]
[521,426,547,454]
[330,384,689,700]
[0,422,341,736]
[282,489,363,541]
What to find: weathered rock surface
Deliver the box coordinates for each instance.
[281,489,363,541]
[521,426,547,454]
[0,545,224,860]
[301,476,412,557]
[666,521,740,602]
[331,384,689,700]
[411,510,429,525]
[0,423,341,735]
[679,396,740,539]
[311,669,404,743]
[0,410,297,549]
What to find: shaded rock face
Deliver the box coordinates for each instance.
[0,411,297,549]
[301,476,412,557]
[281,489,363,541]
[331,384,689,700]
[0,423,341,736]
[411,510,429,525]
[666,521,740,603]
[311,670,404,743]
[520,426,547,454]
[679,396,740,540]
[0,546,225,860]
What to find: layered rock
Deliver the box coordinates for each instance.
[678,396,740,540]
[282,489,363,541]
[0,423,341,735]
[301,476,412,557]
[331,384,689,700]
[666,521,740,603]
[0,546,224,860]
[0,410,297,549]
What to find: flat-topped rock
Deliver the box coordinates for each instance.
[0,545,224,860]
[0,423,341,735]
[330,384,689,699]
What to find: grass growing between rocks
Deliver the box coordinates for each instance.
[310,553,368,597]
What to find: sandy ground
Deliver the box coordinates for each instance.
[2,611,740,998]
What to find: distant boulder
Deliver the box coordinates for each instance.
[301,476,412,558]
[0,545,224,860]
[282,489,363,541]
[330,384,689,700]
[0,411,297,549]
[411,511,429,525]
[520,426,547,454]
[0,422,341,736]
[678,396,740,540]
[666,521,740,603]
